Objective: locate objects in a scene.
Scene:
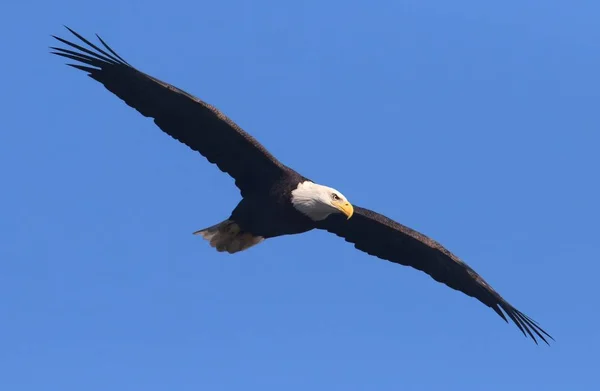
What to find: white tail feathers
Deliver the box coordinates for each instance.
[193,220,264,254]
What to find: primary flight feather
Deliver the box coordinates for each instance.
[51,26,553,345]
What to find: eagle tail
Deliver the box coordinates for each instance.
[193,220,264,254]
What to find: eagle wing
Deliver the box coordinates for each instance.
[51,27,288,196]
[318,205,552,344]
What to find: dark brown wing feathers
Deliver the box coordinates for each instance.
[51,27,287,196]
[318,206,553,344]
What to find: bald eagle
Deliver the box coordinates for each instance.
[51,27,552,345]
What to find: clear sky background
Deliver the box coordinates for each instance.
[1,1,599,390]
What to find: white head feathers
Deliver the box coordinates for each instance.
[291,181,354,221]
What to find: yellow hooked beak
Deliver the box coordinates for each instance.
[333,200,354,219]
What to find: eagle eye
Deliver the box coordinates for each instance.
[331,193,340,201]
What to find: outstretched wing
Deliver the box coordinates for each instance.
[51,27,289,196]
[318,206,553,344]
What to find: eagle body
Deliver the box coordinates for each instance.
[51,27,553,344]
[200,173,318,252]
[229,174,315,239]
[199,171,355,253]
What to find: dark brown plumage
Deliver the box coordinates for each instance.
[51,27,287,197]
[51,27,553,345]
[319,208,551,343]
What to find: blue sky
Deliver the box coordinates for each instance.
[2,0,599,389]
